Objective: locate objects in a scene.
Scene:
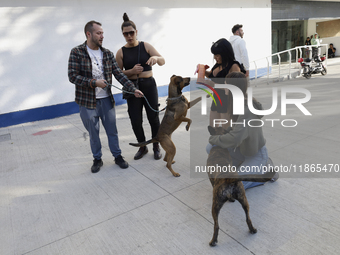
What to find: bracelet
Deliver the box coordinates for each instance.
[90,79,96,88]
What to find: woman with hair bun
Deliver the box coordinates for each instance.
[116,13,165,161]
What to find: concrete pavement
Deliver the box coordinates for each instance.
[1,58,340,255]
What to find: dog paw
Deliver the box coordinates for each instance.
[250,228,257,234]
[209,240,217,246]
[173,172,181,177]
[186,120,192,131]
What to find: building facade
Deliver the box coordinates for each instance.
[0,0,272,127]
[272,0,340,61]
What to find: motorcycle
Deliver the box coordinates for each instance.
[298,46,327,79]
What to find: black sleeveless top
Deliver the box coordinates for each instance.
[208,60,241,83]
[122,41,152,72]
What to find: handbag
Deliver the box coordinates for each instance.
[123,42,141,100]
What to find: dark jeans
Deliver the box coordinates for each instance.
[127,77,160,143]
[80,97,121,159]
[328,53,335,58]
[312,47,319,59]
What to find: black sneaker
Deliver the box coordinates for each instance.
[115,155,129,169]
[91,158,103,173]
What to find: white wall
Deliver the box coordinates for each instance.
[0,0,271,115]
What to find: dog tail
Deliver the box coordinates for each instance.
[129,138,158,147]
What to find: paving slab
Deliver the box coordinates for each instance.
[1,58,340,255]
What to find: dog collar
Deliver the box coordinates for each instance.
[166,95,183,101]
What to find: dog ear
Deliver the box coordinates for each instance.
[174,76,183,85]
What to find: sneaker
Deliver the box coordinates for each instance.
[115,155,129,169]
[267,157,279,182]
[134,146,148,160]
[271,172,279,182]
[91,158,103,173]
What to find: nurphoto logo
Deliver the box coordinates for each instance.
[198,83,312,128]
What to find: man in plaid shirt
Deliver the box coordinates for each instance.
[68,20,143,173]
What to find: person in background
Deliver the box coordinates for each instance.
[304,36,312,58]
[311,33,321,59]
[68,20,143,173]
[116,13,165,160]
[311,33,320,45]
[229,24,249,77]
[328,43,336,58]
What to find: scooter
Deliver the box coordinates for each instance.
[298,46,327,79]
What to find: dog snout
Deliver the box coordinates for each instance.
[184,77,190,86]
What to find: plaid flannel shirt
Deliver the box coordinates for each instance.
[68,41,136,109]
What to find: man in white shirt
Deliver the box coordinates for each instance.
[229,24,249,77]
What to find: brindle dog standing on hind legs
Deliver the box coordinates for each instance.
[130,75,201,177]
[207,126,275,246]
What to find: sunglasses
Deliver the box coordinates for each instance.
[123,31,135,37]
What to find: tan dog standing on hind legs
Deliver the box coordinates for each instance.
[129,75,201,177]
[207,126,275,246]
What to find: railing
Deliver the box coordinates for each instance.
[250,44,328,85]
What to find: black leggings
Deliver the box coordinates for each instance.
[127,77,160,143]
